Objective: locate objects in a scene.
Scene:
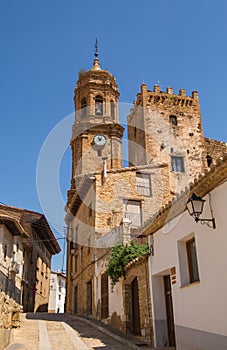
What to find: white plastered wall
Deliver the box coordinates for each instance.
[95,257,124,322]
[149,181,227,337]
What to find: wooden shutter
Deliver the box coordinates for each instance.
[136,173,151,196]
[124,200,141,227]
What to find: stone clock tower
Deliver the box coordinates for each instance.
[70,52,124,178]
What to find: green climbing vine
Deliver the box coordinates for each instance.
[106,242,149,286]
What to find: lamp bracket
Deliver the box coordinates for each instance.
[196,218,216,229]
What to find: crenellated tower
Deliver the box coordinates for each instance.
[128,84,206,182]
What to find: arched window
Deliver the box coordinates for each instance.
[95,95,103,116]
[169,115,178,126]
[110,100,115,119]
[81,98,87,117]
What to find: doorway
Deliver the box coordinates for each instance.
[131,277,141,335]
[86,281,92,315]
[163,275,176,347]
[74,285,78,313]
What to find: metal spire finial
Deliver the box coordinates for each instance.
[94,38,98,58]
[91,38,101,71]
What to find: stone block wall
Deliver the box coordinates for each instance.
[94,164,171,235]
[0,291,22,350]
[0,291,21,328]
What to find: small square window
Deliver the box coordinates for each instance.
[171,156,184,172]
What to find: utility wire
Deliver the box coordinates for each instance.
[26,237,66,244]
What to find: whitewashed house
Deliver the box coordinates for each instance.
[139,156,227,349]
[49,271,66,313]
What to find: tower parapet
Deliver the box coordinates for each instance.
[134,84,199,111]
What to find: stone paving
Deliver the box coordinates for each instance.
[5,313,153,350]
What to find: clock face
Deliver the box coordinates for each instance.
[93,134,106,146]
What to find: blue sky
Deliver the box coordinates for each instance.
[0,1,226,270]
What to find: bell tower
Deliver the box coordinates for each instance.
[71,47,124,178]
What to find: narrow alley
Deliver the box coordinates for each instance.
[5,313,153,350]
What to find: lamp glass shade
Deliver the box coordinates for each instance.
[187,193,205,218]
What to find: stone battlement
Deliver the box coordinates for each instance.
[134,83,199,109]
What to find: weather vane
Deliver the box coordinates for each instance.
[94,38,98,58]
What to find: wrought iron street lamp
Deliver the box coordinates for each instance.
[186,193,216,229]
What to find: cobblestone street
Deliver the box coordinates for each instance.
[5,313,153,350]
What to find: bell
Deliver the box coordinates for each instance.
[95,103,103,115]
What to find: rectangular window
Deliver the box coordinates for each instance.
[101,273,109,319]
[186,238,199,283]
[178,234,200,286]
[87,237,91,255]
[75,254,78,273]
[136,173,151,196]
[81,246,83,262]
[123,200,141,228]
[171,156,184,172]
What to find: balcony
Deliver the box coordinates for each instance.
[95,225,123,249]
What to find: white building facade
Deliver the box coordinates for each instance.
[146,158,227,349]
[49,271,66,313]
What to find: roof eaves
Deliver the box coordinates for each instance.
[0,215,28,237]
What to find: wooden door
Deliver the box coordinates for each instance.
[86,281,92,315]
[131,278,141,335]
[164,275,176,347]
[101,273,109,319]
